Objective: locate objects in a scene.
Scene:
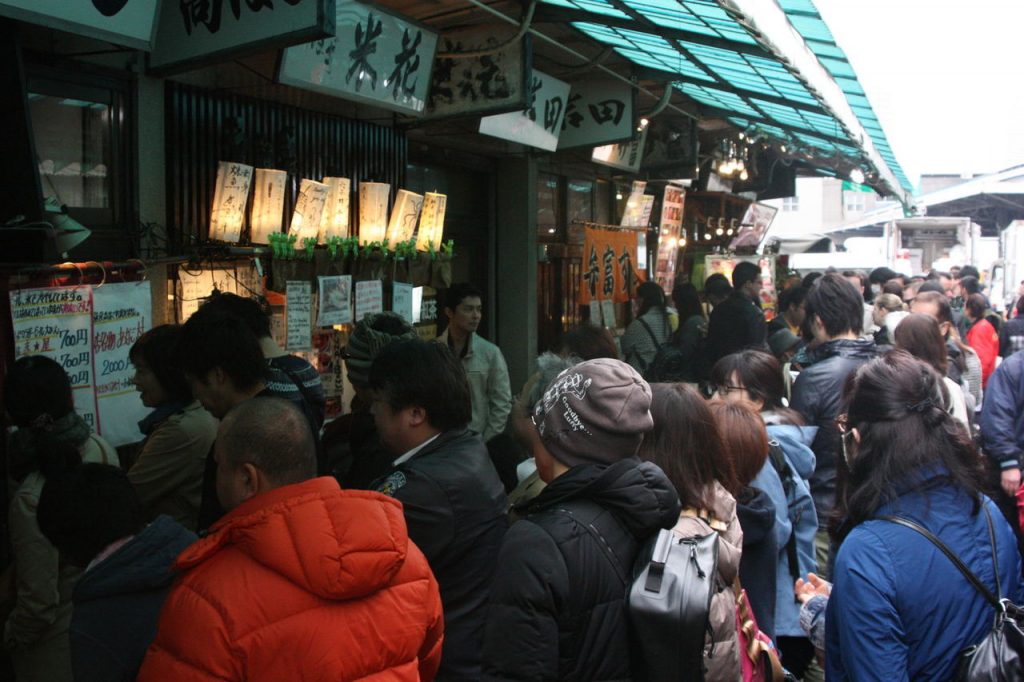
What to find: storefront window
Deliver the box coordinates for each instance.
[537,172,562,239]
[567,179,593,227]
[595,179,611,224]
[30,92,112,211]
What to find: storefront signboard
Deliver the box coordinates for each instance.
[558,80,634,150]
[423,27,532,120]
[592,126,647,172]
[579,227,646,306]
[150,0,335,75]
[0,0,159,51]
[478,70,570,152]
[654,184,685,291]
[279,0,438,115]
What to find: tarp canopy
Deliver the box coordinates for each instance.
[535,0,912,202]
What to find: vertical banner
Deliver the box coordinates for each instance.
[620,180,648,228]
[209,162,254,243]
[289,178,330,242]
[9,286,97,429]
[655,184,685,292]
[286,281,313,351]
[316,275,352,326]
[92,282,152,446]
[579,227,646,306]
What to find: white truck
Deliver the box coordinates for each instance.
[883,216,979,276]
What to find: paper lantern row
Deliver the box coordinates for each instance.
[208,161,446,251]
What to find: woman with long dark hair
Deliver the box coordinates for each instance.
[893,313,969,429]
[3,356,116,682]
[638,383,741,679]
[826,351,1023,681]
[621,281,671,374]
[710,350,819,676]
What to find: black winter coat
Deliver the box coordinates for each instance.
[482,459,681,681]
[373,428,508,682]
[706,291,767,367]
[790,338,877,523]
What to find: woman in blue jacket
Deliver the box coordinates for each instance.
[712,350,819,676]
[826,350,1023,681]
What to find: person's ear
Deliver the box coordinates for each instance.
[444,306,454,321]
[211,366,228,387]
[240,462,260,501]
[407,405,428,429]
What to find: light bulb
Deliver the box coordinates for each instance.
[679,237,687,246]
[715,227,724,236]
[780,145,787,153]
[727,228,735,236]
[850,169,866,185]
[740,169,749,181]
[704,233,712,241]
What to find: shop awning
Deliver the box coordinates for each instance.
[534,0,912,203]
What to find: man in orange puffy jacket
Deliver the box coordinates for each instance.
[137,397,444,681]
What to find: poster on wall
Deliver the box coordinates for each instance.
[0,0,159,50]
[478,70,570,152]
[620,181,648,228]
[286,281,313,351]
[730,202,778,252]
[9,283,154,446]
[92,282,152,447]
[558,80,634,150]
[425,27,531,119]
[354,279,383,320]
[279,0,439,115]
[151,0,335,75]
[705,254,777,319]
[655,184,685,291]
[579,227,646,306]
[177,264,263,322]
[317,275,352,326]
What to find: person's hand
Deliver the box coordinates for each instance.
[795,573,831,604]
[1002,468,1022,498]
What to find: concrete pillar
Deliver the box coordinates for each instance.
[495,155,538,392]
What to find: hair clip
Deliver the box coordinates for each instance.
[906,398,934,413]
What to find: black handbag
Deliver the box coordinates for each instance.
[882,505,1024,681]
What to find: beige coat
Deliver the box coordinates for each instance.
[672,481,743,681]
[437,330,512,442]
[5,433,115,682]
[128,401,217,530]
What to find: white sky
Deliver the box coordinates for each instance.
[814,0,1024,186]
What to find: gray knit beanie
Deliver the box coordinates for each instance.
[532,358,653,467]
[345,312,417,386]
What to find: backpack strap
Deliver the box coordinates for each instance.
[556,503,629,585]
[637,317,662,350]
[881,506,1000,607]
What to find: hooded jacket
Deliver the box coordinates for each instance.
[706,291,768,367]
[826,469,1023,681]
[671,481,743,681]
[736,486,779,639]
[138,478,444,682]
[482,460,681,681]
[790,338,877,522]
[751,422,819,638]
[70,515,196,682]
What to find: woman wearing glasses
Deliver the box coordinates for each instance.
[826,351,1022,681]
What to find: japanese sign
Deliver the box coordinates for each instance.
[354,279,383,320]
[177,263,263,322]
[0,0,159,50]
[209,161,253,243]
[92,283,153,447]
[425,26,532,119]
[655,184,685,292]
[150,0,334,75]
[289,178,330,242]
[558,80,634,150]
[9,283,154,447]
[579,227,646,306]
[286,280,313,351]
[478,70,570,152]
[279,0,438,115]
[392,282,414,325]
[592,126,647,173]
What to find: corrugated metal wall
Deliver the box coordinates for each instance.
[165,82,407,247]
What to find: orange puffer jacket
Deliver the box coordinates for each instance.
[137,477,444,681]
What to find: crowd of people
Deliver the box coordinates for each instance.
[1,265,1023,681]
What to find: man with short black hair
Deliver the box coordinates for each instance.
[791,274,876,574]
[768,285,807,337]
[140,398,444,681]
[705,260,767,366]
[369,339,508,681]
[439,283,512,442]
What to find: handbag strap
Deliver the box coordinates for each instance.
[881,507,1000,608]
[637,317,663,350]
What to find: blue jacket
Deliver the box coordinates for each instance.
[70,515,196,682]
[825,471,1023,682]
[750,423,819,637]
[980,350,1024,470]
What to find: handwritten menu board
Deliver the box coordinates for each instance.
[177,264,263,322]
[92,283,152,446]
[289,179,330,242]
[392,282,414,324]
[9,282,153,446]
[209,162,254,243]
[286,281,313,351]
[355,280,383,321]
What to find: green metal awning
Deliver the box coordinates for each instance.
[536,0,912,202]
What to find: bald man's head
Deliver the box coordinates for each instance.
[217,397,316,490]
